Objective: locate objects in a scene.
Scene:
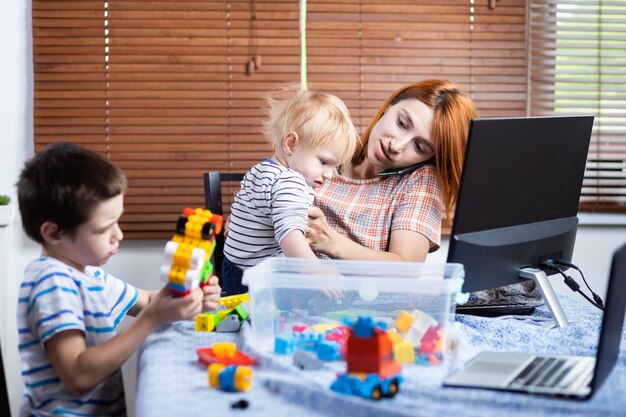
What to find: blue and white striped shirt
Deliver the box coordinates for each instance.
[224,158,314,269]
[17,257,138,417]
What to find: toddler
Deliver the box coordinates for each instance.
[222,86,359,295]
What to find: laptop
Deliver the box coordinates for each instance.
[444,243,626,399]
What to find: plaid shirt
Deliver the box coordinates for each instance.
[314,164,442,253]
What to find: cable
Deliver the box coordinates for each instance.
[553,259,604,308]
[554,267,604,311]
[540,260,604,311]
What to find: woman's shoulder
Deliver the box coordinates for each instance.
[393,164,441,201]
[401,163,438,186]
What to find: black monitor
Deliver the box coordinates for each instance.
[447,115,594,327]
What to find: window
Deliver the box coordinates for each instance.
[528,0,626,213]
[33,0,528,237]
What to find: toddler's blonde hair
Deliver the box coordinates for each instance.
[262,84,359,166]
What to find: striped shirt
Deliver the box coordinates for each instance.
[314,164,443,253]
[224,158,314,269]
[17,257,139,417]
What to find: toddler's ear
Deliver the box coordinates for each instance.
[282,131,299,155]
[40,221,63,244]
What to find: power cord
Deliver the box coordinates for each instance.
[540,260,604,311]
[552,259,605,309]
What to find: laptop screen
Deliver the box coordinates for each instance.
[590,242,626,394]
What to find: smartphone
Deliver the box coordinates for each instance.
[377,159,432,177]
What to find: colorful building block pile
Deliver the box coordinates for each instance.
[195,293,251,332]
[388,309,445,365]
[274,324,346,361]
[196,342,254,392]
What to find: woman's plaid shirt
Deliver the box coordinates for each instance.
[314,164,442,253]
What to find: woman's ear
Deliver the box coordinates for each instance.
[40,221,63,245]
[282,131,299,155]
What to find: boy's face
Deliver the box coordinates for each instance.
[42,194,124,272]
[287,145,341,189]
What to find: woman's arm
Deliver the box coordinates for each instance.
[307,207,430,262]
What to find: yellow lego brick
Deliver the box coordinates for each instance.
[218,293,250,310]
[394,310,416,335]
[311,323,340,333]
[168,267,187,285]
[386,328,404,344]
[211,342,236,359]
[217,308,233,319]
[393,341,416,364]
[435,331,446,353]
[195,313,218,332]
[173,244,193,269]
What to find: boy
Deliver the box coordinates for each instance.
[222,86,359,295]
[16,142,221,417]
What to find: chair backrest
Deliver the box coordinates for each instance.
[1,339,11,417]
[203,172,245,282]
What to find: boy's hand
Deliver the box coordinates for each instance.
[201,275,222,311]
[144,286,203,326]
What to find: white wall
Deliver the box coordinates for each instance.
[1,0,34,415]
[1,1,624,416]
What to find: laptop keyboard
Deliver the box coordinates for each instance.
[510,357,579,389]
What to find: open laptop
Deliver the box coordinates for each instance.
[444,243,626,399]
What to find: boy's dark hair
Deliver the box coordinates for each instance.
[17,142,127,243]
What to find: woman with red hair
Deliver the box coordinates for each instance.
[308,79,477,262]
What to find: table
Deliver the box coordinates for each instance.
[136,295,626,417]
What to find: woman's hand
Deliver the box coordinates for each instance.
[307,206,430,262]
[306,207,341,257]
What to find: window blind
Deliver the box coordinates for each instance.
[34,0,528,238]
[528,0,626,213]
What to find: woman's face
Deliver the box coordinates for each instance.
[366,99,435,172]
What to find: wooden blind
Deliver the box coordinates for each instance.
[528,0,626,213]
[33,0,528,238]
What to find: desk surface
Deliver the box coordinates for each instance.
[136,295,626,417]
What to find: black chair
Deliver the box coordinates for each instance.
[203,172,245,283]
[1,339,11,417]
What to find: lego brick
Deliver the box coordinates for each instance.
[195,313,220,332]
[216,314,242,332]
[218,293,250,310]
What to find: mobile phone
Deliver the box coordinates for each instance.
[377,159,432,177]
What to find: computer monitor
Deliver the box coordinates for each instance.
[447,115,594,327]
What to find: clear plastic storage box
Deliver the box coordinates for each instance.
[243,258,463,365]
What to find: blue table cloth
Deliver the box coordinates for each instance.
[136,295,626,417]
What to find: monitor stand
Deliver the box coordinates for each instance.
[519,267,569,328]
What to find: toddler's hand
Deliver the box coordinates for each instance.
[223,213,231,237]
[201,275,222,311]
[144,286,203,326]
[322,289,344,301]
